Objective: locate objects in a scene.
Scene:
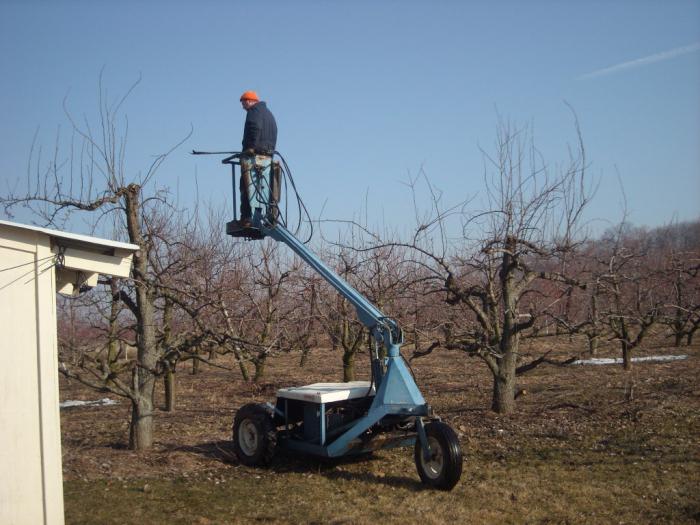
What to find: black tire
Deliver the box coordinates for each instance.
[232,403,277,466]
[414,421,463,490]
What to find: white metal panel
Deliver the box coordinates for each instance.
[277,381,375,403]
[54,245,133,278]
[35,235,65,524]
[0,243,47,525]
[56,270,99,296]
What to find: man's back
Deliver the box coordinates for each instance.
[242,101,277,154]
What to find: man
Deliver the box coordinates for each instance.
[238,90,278,228]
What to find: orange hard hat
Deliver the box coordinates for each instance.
[239,90,260,102]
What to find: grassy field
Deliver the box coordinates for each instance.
[60,337,700,524]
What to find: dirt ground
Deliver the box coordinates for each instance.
[60,335,700,524]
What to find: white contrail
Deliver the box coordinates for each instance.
[579,42,700,79]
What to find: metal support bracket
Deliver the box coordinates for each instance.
[416,417,433,461]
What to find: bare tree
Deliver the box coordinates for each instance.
[2,75,190,449]
[289,267,321,367]
[367,116,592,414]
[244,242,298,381]
[155,207,257,384]
[594,223,664,370]
[315,245,367,382]
[548,241,610,355]
[658,224,700,346]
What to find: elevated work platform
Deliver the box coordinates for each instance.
[225,220,265,240]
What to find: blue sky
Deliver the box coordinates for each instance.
[1,0,698,239]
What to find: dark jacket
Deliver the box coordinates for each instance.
[242,101,277,153]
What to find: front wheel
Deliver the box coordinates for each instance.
[415,421,463,490]
[232,403,277,466]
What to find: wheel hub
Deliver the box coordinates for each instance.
[239,419,260,456]
[420,436,444,479]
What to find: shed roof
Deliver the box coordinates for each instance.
[0,220,139,252]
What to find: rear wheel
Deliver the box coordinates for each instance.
[232,403,277,466]
[414,421,463,490]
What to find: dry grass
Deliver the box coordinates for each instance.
[60,335,700,524]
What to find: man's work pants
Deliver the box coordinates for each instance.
[240,154,272,222]
[240,154,280,225]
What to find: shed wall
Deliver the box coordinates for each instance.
[0,228,64,525]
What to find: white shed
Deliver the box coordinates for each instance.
[0,220,138,525]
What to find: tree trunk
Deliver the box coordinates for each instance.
[340,319,361,382]
[299,281,315,368]
[622,341,632,371]
[107,278,120,363]
[299,349,310,368]
[129,398,154,450]
[164,364,175,412]
[412,327,421,354]
[129,369,154,450]
[162,300,175,412]
[254,354,266,382]
[124,185,157,450]
[342,350,355,382]
[491,238,518,414]
[238,359,250,381]
[191,357,199,375]
[671,305,683,346]
[492,370,516,414]
[674,331,683,348]
[230,344,249,381]
[491,347,517,414]
[588,334,599,356]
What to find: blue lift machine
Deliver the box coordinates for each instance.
[211,152,463,490]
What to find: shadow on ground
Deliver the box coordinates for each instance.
[164,440,424,490]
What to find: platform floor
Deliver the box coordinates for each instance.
[226,220,265,239]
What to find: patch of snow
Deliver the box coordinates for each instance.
[59,397,119,409]
[571,355,688,366]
